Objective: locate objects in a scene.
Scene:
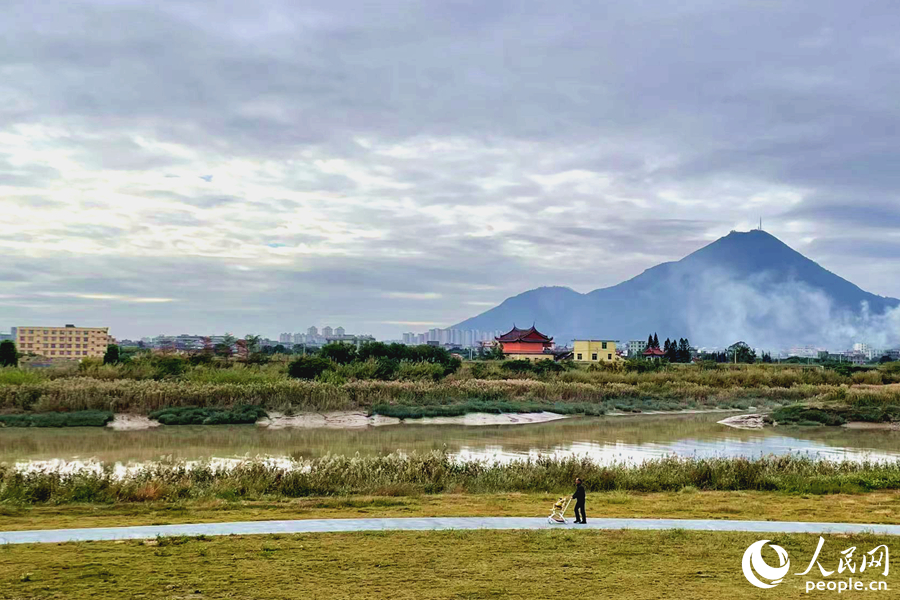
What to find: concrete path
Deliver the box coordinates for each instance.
[4,517,900,545]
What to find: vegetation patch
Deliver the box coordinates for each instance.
[773,401,900,426]
[2,361,900,416]
[3,490,900,532]
[369,400,607,419]
[1,530,897,599]
[148,405,267,425]
[4,454,900,504]
[0,410,113,428]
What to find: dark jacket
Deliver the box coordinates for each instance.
[572,483,585,502]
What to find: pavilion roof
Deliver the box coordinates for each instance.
[642,347,666,356]
[495,325,553,343]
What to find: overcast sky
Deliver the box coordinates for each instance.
[3,0,900,340]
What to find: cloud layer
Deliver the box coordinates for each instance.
[3,0,900,339]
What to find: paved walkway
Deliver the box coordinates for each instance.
[4,518,900,545]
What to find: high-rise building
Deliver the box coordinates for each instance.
[322,326,333,337]
[307,326,318,337]
[335,326,345,337]
[16,324,112,359]
[278,333,293,344]
[627,340,648,357]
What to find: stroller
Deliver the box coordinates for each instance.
[547,496,572,524]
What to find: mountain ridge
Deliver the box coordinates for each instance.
[454,230,899,349]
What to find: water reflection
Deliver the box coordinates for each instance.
[456,433,900,465]
[2,413,900,466]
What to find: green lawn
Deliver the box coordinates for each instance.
[1,530,895,599]
[3,490,900,532]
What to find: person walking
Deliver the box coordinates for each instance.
[572,477,586,524]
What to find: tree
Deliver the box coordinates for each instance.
[647,334,654,349]
[288,356,332,379]
[244,335,261,354]
[485,344,505,360]
[215,334,236,358]
[664,339,677,362]
[677,338,691,363]
[103,344,120,365]
[652,333,660,349]
[728,342,757,364]
[0,340,17,367]
[319,342,357,365]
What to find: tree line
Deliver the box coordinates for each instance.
[645,333,693,363]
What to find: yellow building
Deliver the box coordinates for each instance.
[572,339,620,362]
[15,324,112,360]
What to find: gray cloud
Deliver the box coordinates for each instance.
[2,0,899,342]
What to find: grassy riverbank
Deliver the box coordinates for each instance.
[4,361,900,417]
[6,454,900,505]
[3,490,899,531]
[2,529,896,599]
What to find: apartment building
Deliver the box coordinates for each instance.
[573,339,620,362]
[15,324,112,359]
[627,340,648,357]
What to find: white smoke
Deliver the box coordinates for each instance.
[682,269,900,351]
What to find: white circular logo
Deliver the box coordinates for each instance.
[742,540,791,589]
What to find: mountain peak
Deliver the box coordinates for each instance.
[453,230,899,348]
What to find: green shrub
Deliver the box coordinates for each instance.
[773,402,900,426]
[396,361,445,381]
[0,368,44,385]
[288,356,332,380]
[772,405,847,426]
[0,410,113,428]
[148,405,266,425]
[152,356,188,379]
[501,360,534,373]
[373,358,399,380]
[532,359,564,375]
[188,352,215,366]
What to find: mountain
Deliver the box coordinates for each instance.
[454,230,900,349]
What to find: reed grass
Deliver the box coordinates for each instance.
[2,454,898,504]
[2,363,900,417]
[0,377,801,414]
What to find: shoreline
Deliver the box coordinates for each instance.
[100,407,749,431]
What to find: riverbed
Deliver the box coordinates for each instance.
[3,412,900,467]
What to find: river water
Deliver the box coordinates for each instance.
[3,413,900,467]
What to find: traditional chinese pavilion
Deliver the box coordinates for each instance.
[495,325,554,360]
[642,347,666,360]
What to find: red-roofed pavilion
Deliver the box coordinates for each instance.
[642,347,666,360]
[495,325,554,359]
